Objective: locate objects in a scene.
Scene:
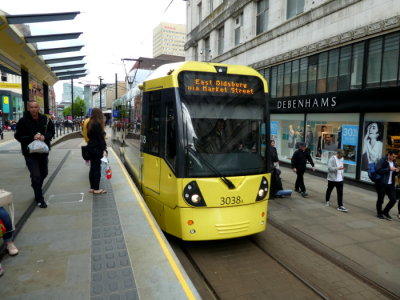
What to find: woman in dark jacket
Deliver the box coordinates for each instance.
[87,108,107,194]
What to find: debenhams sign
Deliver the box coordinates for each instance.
[277,96,337,109]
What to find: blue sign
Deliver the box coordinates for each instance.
[87,108,92,116]
[270,121,279,136]
[112,109,119,118]
[341,125,358,165]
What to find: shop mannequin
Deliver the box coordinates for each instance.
[288,125,295,148]
[305,125,313,149]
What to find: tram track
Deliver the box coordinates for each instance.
[169,218,396,300]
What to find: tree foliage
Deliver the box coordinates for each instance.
[63,96,87,118]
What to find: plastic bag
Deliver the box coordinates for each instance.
[28,140,49,154]
[101,157,112,180]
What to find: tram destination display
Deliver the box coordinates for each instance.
[180,72,263,97]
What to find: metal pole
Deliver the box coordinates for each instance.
[43,83,49,115]
[71,78,74,120]
[21,68,29,112]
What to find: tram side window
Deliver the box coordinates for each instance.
[148,93,161,155]
[165,103,176,169]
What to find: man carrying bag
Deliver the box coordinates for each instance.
[15,100,55,208]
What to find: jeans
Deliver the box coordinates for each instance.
[325,181,344,207]
[376,183,397,215]
[25,154,49,202]
[0,207,13,242]
[295,168,306,193]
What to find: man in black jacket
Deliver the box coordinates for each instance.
[375,150,399,220]
[15,100,55,208]
[291,142,316,197]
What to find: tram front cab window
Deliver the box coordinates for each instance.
[179,71,267,177]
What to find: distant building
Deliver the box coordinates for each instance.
[153,22,186,57]
[61,82,84,104]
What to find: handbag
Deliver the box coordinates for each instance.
[81,145,90,160]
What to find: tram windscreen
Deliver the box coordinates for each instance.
[178,71,268,177]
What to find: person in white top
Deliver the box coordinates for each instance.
[325,149,348,212]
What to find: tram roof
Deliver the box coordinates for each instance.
[143,61,268,92]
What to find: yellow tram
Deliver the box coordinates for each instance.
[113,61,271,240]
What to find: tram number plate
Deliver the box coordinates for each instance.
[220,196,243,206]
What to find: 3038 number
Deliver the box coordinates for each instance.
[220,196,243,205]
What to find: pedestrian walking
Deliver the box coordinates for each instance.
[375,150,399,220]
[87,108,108,194]
[15,100,55,208]
[291,142,316,197]
[325,149,348,212]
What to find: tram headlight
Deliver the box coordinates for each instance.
[183,181,206,207]
[256,177,268,201]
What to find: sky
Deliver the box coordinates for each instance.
[1,0,187,101]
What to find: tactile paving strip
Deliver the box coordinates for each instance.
[90,179,139,300]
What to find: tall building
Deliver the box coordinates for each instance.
[61,82,84,104]
[185,0,400,184]
[153,22,186,57]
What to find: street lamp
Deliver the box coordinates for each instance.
[98,76,103,109]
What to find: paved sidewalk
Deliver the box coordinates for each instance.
[269,167,400,297]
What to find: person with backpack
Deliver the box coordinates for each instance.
[375,150,399,220]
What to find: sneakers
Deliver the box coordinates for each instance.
[337,206,348,213]
[377,214,384,219]
[0,264,4,277]
[37,200,47,208]
[6,242,19,256]
[294,189,300,193]
[301,192,308,197]
[383,213,392,221]
[325,201,330,207]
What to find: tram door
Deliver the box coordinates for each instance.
[142,91,161,195]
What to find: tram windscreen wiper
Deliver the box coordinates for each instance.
[186,145,236,190]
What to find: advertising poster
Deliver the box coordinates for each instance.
[270,121,278,142]
[341,125,358,165]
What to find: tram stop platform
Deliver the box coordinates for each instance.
[0,129,199,300]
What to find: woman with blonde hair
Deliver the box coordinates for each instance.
[87,108,107,194]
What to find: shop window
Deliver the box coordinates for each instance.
[263,68,270,91]
[361,113,400,182]
[350,42,365,90]
[276,64,284,98]
[306,113,359,179]
[381,33,400,87]
[307,55,318,94]
[270,66,278,98]
[366,37,383,88]
[1,71,7,82]
[338,46,352,91]
[256,0,269,35]
[327,49,339,92]
[270,114,304,164]
[298,57,308,95]
[291,59,299,96]
[317,52,328,93]
[283,62,291,96]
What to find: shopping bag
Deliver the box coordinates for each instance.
[28,140,49,154]
[101,157,112,180]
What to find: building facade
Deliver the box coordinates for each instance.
[153,22,186,57]
[61,82,84,104]
[185,0,400,183]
